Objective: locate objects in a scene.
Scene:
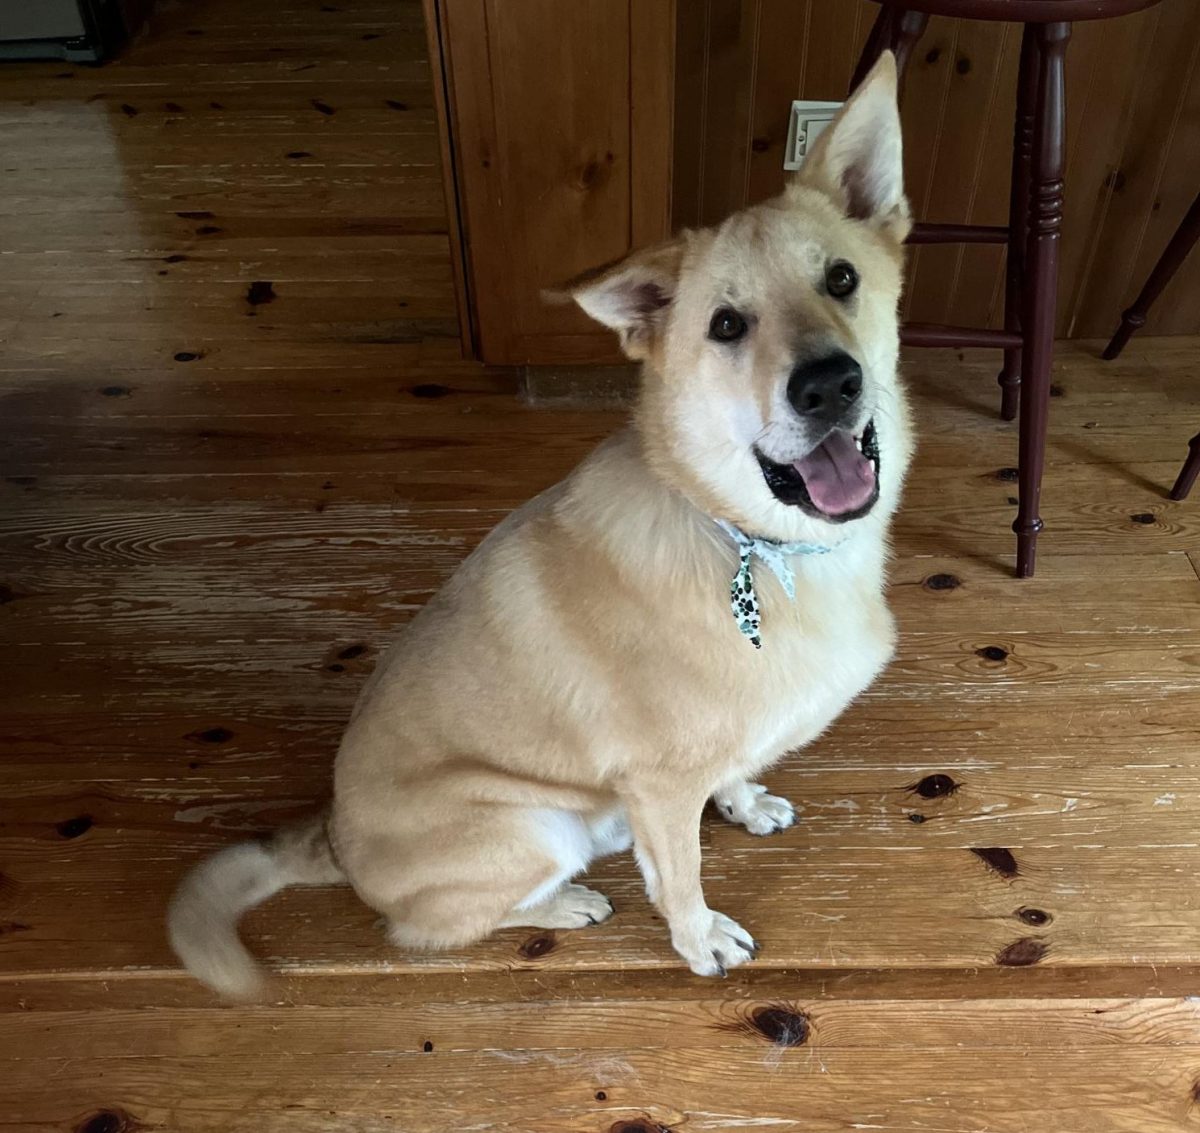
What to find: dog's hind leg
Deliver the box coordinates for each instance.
[498,882,614,929]
[369,805,615,950]
[498,807,623,928]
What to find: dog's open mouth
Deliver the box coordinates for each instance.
[756,420,880,522]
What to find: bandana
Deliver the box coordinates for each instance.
[715,519,835,649]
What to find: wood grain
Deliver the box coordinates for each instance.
[2,5,1200,1132]
[438,0,675,364]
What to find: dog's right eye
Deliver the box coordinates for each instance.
[709,307,748,343]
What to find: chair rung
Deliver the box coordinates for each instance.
[902,323,1023,349]
[908,223,1009,245]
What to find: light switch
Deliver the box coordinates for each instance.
[783,100,844,170]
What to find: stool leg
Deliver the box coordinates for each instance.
[998,26,1039,423]
[1014,21,1070,579]
[849,7,928,93]
[890,10,930,80]
[849,6,895,92]
[1171,433,1200,501]
[1103,190,1200,360]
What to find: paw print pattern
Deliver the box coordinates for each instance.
[730,558,763,649]
[716,519,835,649]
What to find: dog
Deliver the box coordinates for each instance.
[169,53,914,997]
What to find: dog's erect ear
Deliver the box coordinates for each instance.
[791,52,908,238]
[546,237,686,358]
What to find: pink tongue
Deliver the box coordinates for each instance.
[792,429,875,516]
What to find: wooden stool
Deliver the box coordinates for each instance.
[1100,189,1200,502]
[851,0,1165,577]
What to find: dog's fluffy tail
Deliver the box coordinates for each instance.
[168,811,345,999]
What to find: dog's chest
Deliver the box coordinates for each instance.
[702,563,894,769]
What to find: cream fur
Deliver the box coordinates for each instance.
[168,55,915,995]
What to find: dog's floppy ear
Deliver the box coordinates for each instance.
[791,52,908,240]
[546,236,686,359]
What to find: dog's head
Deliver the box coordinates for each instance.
[561,55,914,545]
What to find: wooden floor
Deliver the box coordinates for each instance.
[4,4,1200,1131]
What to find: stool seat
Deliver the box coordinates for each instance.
[870,0,1161,22]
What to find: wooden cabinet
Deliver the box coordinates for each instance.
[425,0,673,365]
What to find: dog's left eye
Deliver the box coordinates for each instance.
[826,261,859,299]
[709,307,748,343]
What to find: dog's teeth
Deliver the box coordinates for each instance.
[855,437,863,452]
[870,458,878,472]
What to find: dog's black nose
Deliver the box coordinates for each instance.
[787,352,863,422]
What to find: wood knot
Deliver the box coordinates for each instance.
[422,1040,433,1052]
[994,467,1019,482]
[186,727,233,744]
[337,643,367,660]
[996,937,1048,966]
[718,1002,810,1047]
[610,1122,671,1133]
[56,815,94,840]
[1130,512,1156,525]
[577,161,602,189]
[908,813,926,824]
[748,1005,810,1046]
[955,56,971,74]
[750,137,770,153]
[971,847,1018,878]
[519,932,556,959]
[247,281,276,306]
[976,645,1008,663]
[173,351,200,362]
[100,386,131,397]
[575,152,614,191]
[911,774,959,799]
[923,573,960,592]
[1049,384,1065,398]
[410,383,451,398]
[75,1110,141,1133]
[1016,907,1051,926]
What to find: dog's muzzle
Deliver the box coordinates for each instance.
[756,419,880,523]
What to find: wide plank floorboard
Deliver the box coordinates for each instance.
[2,3,1199,1131]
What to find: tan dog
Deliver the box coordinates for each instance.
[169,54,914,997]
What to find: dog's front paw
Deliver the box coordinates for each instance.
[673,909,758,977]
[714,781,796,836]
